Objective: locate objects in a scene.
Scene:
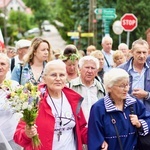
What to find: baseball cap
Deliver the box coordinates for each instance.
[15,39,31,50]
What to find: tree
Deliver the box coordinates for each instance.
[23,0,51,28]
[116,0,150,49]
[50,0,75,44]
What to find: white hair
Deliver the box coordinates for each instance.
[101,36,113,44]
[103,68,129,91]
[78,55,99,69]
[118,43,129,50]
[0,53,10,66]
[43,59,66,75]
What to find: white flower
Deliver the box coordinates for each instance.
[15,112,23,120]
[15,104,22,112]
[27,105,33,111]
[22,102,28,110]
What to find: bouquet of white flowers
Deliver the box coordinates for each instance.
[2,80,41,149]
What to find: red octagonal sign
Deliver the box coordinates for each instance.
[121,13,138,32]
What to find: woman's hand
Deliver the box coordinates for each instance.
[129,114,141,128]
[101,141,108,150]
[25,124,38,138]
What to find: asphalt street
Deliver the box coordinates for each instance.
[42,24,67,52]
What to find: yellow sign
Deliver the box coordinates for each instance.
[67,32,94,37]
[67,32,79,37]
[81,33,94,37]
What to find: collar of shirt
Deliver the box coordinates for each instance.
[80,78,96,88]
[104,94,136,112]
[128,58,149,72]
[102,49,114,55]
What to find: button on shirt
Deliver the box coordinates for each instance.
[81,81,99,123]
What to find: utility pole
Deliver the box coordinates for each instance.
[88,0,97,47]
[3,0,7,45]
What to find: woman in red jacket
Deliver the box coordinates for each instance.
[14,59,87,150]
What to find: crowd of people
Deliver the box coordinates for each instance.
[0,36,150,150]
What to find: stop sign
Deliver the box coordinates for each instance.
[121,13,138,32]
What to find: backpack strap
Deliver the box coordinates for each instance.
[19,63,23,84]
[129,105,135,114]
[11,58,15,72]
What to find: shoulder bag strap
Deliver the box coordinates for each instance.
[110,114,123,150]
[101,51,110,68]
[19,63,23,84]
[11,58,15,72]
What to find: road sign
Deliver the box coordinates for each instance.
[94,8,116,20]
[112,20,123,35]
[121,13,138,32]
[67,32,79,37]
[94,8,102,14]
[67,32,94,38]
[81,33,94,37]
[102,8,116,16]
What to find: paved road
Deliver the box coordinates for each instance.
[42,25,67,52]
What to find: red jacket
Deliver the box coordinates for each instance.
[14,84,87,150]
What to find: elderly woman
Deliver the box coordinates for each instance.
[11,37,54,85]
[0,53,22,150]
[88,68,150,150]
[14,59,87,150]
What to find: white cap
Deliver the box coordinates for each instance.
[15,39,31,50]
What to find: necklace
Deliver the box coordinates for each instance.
[49,92,63,141]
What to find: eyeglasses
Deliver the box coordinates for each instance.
[114,84,130,89]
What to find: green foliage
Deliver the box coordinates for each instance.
[23,0,51,27]
[49,0,75,45]
[6,10,33,45]
[116,0,150,49]
[2,0,150,49]
[8,10,31,32]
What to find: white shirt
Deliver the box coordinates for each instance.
[80,82,98,123]
[0,80,20,141]
[47,92,76,150]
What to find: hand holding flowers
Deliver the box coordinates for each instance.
[2,80,41,149]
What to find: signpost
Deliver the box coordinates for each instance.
[94,8,116,35]
[121,13,138,47]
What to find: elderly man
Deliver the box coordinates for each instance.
[68,56,105,123]
[101,36,114,72]
[119,38,150,111]
[0,53,22,150]
[10,39,31,72]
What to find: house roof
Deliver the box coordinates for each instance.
[0,0,11,8]
[0,0,26,9]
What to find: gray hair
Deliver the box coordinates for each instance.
[0,53,10,66]
[131,38,149,51]
[78,55,99,69]
[103,68,129,91]
[118,43,129,50]
[101,36,113,44]
[43,59,66,75]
